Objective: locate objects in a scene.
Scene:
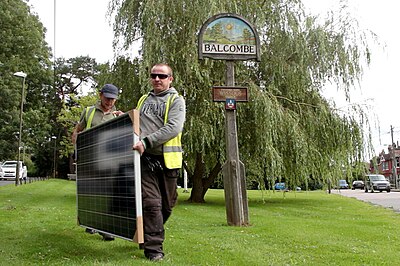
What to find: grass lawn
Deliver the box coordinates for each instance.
[1,179,399,265]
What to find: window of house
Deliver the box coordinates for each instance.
[382,161,389,170]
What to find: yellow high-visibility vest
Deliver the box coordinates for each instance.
[84,106,116,130]
[137,94,183,169]
[85,107,96,130]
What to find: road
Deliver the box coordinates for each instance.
[331,188,400,213]
[0,180,15,187]
[0,180,30,186]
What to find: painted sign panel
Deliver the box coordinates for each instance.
[199,13,260,61]
[213,86,248,102]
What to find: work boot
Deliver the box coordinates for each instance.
[85,228,96,234]
[99,232,114,241]
[146,253,164,262]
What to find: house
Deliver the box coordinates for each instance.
[370,145,400,187]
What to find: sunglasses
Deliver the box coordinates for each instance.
[150,73,170,79]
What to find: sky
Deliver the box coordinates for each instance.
[29,0,115,63]
[303,0,400,156]
[28,0,400,156]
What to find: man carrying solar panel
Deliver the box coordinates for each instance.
[72,84,124,144]
[72,83,123,241]
[133,63,186,262]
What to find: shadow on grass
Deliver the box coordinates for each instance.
[178,189,329,209]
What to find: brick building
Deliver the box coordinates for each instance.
[370,145,400,187]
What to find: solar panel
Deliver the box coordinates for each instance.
[76,110,143,243]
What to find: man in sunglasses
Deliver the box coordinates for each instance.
[133,63,186,262]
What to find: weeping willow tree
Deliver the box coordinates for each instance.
[109,0,373,202]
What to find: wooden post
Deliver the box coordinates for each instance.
[222,61,249,226]
[391,125,398,188]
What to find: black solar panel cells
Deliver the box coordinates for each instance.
[76,112,142,241]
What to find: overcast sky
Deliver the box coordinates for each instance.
[304,0,400,156]
[29,0,114,63]
[28,0,400,155]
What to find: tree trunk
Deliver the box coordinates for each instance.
[188,153,205,203]
[201,161,221,198]
[188,152,222,203]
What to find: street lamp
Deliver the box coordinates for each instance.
[13,71,27,186]
[51,136,57,178]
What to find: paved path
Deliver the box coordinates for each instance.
[0,180,15,187]
[331,188,400,213]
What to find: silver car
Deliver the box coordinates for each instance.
[364,174,391,193]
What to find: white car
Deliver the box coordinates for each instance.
[1,161,27,180]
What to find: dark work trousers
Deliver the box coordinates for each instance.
[141,154,178,257]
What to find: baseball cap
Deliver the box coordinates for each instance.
[100,84,119,99]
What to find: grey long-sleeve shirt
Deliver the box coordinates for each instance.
[139,87,186,155]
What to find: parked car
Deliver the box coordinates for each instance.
[364,174,390,193]
[338,179,349,189]
[1,161,27,180]
[274,182,287,190]
[352,180,364,190]
[274,182,301,191]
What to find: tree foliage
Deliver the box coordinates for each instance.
[54,56,100,105]
[108,0,372,202]
[0,0,55,175]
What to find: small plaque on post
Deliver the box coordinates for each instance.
[213,86,248,102]
[225,99,237,110]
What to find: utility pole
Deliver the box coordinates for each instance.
[390,125,398,188]
[52,136,57,178]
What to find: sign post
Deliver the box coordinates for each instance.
[199,13,260,226]
[222,60,248,226]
